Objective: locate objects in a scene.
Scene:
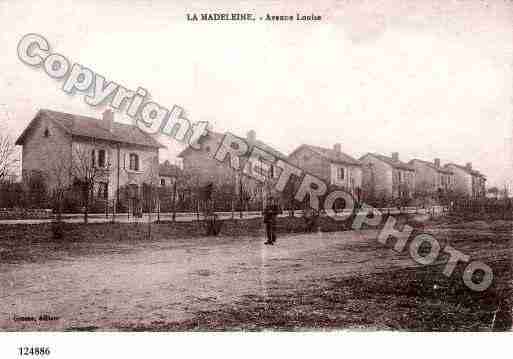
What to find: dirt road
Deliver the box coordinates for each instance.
[0,226,510,331]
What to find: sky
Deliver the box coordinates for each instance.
[0,0,512,187]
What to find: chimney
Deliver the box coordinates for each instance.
[102,109,114,132]
[391,152,399,162]
[434,158,440,168]
[247,130,256,143]
[466,162,472,170]
[333,143,341,153]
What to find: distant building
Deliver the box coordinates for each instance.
[287,143,362,197]
[178,129,286,206]
[360,152,416,200]
[444,162,486,199]
[158,160,181,187]
[15,109,165,203]
[409,158,455,198]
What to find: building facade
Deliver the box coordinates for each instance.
[159,160,181,187]
[360,152,416,200]
[287,143,362,198]
[178,130,286,207]
[16,109,164,205]
[444,163,486,199]
[409,158,455,199]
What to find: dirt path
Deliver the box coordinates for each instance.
[0,228,508,330]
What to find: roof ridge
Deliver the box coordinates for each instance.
[411,158,454,173]
[363,152,415,171]
[30,109,165,148]
[296,144,361,166]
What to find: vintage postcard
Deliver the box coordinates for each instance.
[0,0,512,356]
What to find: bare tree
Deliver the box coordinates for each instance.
[50,155,71,223]
[48,156,72,238]
[171,170,193,222]
[71,143,108,223]
[0,134,18,181]
[282,177,298,217]
[144,157,159,237]
[236,174,252,218]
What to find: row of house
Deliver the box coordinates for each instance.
[178,129,486,202]
[15,109,487,209]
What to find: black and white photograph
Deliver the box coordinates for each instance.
[0,0,512,357]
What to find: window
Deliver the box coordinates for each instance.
[337,167,345,180]
[91,149,96,167]
[98,149,106,168]
[253,161,264,177]
[398,171,402,182]
[43,128,50,137]
[129,153,139,171]
[161,179,166,186]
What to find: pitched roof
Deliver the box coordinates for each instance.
[410,159,453,175]
[177,130,287,160]
[445,163,486,178]
[289,144,362,166]
[361,153,415,171]
[16,109,165,149]
[159,160,181,177]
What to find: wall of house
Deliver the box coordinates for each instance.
[117,143,159,191]
[329,163,362,193]
[438,172,455,192]
[391,168,415,198]
[180,134,269,209]
[21,116,72,189]
[447,165,472,197]
[411,161,436,195]
[360,155,393,198]
[181,135,237,188]
[288,147,363,197]
[288,147,330,181]
[70,138,159,201]
[471,175,486,199]
[181,134,292,210]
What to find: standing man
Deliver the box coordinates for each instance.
[263,196,282,245]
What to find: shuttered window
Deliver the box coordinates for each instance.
[98,149,106,168]
[129,153,139,171]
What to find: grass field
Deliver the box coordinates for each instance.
[0,217,511,331]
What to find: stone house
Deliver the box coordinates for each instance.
[177,129,287,208]
[15,109,165,206]
[409,158,455,198]
[444,162,486,199]
[360,152,416,200]
[287,144,363,198]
